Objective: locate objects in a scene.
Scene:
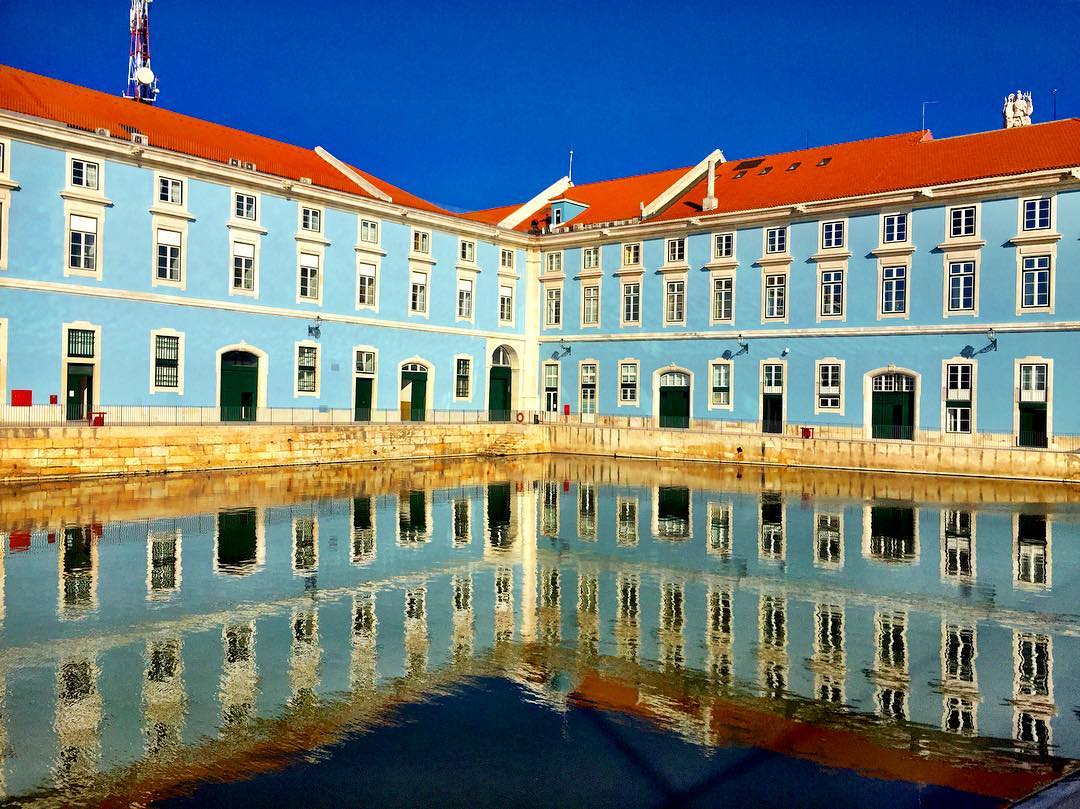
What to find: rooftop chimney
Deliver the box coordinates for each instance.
[701,158,718,212]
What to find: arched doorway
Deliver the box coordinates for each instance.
[488,346,513,422]
[400,362,429,422]
[658,370,691,428]
[220,350,259,422]
[871,371,916,440]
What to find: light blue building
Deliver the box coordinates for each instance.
[1,65,1079,447]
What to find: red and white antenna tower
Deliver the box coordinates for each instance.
[124,0,159,102]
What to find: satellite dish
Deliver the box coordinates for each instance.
[135,66,155,86]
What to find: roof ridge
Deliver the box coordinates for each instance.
[916,118,1080,143]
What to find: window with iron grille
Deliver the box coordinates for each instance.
[154,334,180,388]
[455,357,471,399]
[67,328,95,358]
[297,345,317,393]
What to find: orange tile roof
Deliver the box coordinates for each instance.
[467,121,1080,231]
[0,65,450,216]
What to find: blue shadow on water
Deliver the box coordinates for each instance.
[159,676,1002,809]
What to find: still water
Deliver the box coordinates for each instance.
[0,456,1076,807]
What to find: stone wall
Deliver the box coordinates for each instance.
[0,422,542,482]
[541,424,1080,483]
[2,421,1079,483]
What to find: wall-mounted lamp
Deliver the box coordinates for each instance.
[726,334,750,359]
[780,347,790,357]
[986,328,997,352]
[308,316,323,339]
[550,341,572,361]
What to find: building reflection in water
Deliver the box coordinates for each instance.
[0,458,1077,805]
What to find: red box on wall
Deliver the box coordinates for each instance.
[10,390,31,407]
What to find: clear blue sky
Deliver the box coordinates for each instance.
[2,0,1077,211]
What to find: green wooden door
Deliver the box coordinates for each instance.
[65,363,93,421]
[659,386,690,428]
[872,391,914,440]
[1018,404,1048,448]
[402,370,427,421]
[354,377,373,422]
[220,352,258,422]
[488,366,511,421]
[762,393,783,434]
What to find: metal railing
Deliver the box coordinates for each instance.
[0,404,1073,453]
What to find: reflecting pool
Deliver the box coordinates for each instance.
[0,457,1077,807]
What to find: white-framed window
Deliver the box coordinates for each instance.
[499,283,514,323]
[412,229,430,255]
[622,242,641,266]
[580,362,597,415]
[881,265,907,314]
[552,206,563,225]
[712,276,733,322]
[1021,255,1051,309]
[1019,362,1048,402]
[619,361,638,404]
[582,246,600,270]
[543,363,560,412]
[1023,198,1051,231]
[821,220,845,249]
[459,239,476,264]
[301,206,322,233]
[545,286,562,327]
[296,344,318,395]
[882,212,908,243]
[949,206,976,238]
[455,357,471,399]
[765,273,786,319]
[235,192,256,220]
[68,214,98,272]
[0,141,6,173]
[158,176,183,205]
[299,252,320,301]
[357,261,377,308]
[820,268,844,317]
[457,276,474,319]
[817,362,841,410]
[945,362,973,434]
[546,251,563,274]
[714,232,734,259]
[582,284,600,326]
[71,158,99,190]
[622,282,640,324]
[948,260,976,312]
[360,219,379,244]
[155,228,182,283]
[766,226,787,254]
[355,349,376,375]
[500,248,514,269]
[152,332,182,391]
[710,361,732,407]
[410,270,428,314]
[666,237,686,264]
[232,241,255,292]
[665,279,685,324]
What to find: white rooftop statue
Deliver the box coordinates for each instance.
[1003,90,1033,128]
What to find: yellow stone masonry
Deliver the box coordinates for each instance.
[0,421,1078,483]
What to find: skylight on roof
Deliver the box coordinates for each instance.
[817,157,832,167]
[759,166,772,175]
[735,158,764,170]
[787,162,801,171]
[733,170,747,179]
